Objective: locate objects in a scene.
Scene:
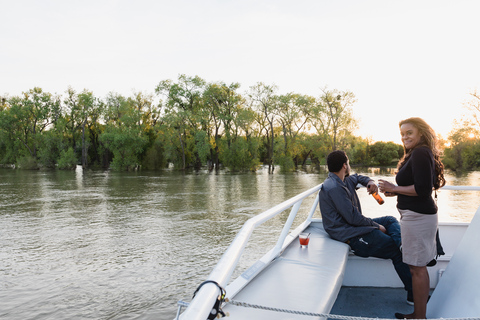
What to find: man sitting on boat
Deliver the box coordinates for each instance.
[319,150,414,304]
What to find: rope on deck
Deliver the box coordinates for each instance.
[226,299,480,320]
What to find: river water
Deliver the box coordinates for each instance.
[1,166,479,319]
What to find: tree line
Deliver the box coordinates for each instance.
[0,74,477,172]
[442,89,480,172]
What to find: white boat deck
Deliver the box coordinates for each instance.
[223,221,350,319]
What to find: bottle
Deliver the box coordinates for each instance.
[372,191,384,205]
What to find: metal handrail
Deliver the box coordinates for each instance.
[176,184,479,319]
[440,185,480,191]
[177,183,323,320]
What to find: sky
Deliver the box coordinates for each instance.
[2,0,480,143]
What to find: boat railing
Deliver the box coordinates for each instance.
[440,185,480,191]
[176,183,323,320]
[175,184,479,320]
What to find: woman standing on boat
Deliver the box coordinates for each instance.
[379,117,446,320]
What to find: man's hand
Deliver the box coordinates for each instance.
[378,225,387,233]
[366,181,378,195]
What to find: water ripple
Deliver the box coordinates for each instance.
[0,167,476,319]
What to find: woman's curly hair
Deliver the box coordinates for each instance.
[397,117,446,190]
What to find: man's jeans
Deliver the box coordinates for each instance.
[348,216,413,294]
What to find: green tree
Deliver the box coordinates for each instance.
[155,75,206,169]
[127,91,161,128]
[218,136,259,171]
[101,93,148,170]
[77,90,101,168]
[223,106,260,171]
[318,88,357,151]
[203,82,244,169]
[442,89,480,171]
[0,95,18,164]
[57,147,78,170]
[302,134,330,167]
[37,130,63,168]
[0,88,60,167]
[249,82,278,173]
[142,136,167,170]
[86,99,105,167]
[62,87,84,153]
[443,120,480,170]
[349,137,369,165]
[126,91,162,168]
[100,126,148,170]
[368,141,401,166]
[235,106,258,141]
[274,93,315,170]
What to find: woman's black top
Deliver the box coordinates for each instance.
[396,146,437,214]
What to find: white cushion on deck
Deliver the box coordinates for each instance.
[427,208,480,318]
[223,222,349,319]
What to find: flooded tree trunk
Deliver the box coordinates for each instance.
[179,131,186,170]
[81,119,87,169]
[269,122,275,173]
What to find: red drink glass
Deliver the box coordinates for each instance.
[299,233,310,247]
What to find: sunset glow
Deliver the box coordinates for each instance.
[1,1,479,143]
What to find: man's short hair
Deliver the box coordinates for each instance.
[327,150,348,172]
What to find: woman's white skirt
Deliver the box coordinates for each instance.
[398,209,438,267]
